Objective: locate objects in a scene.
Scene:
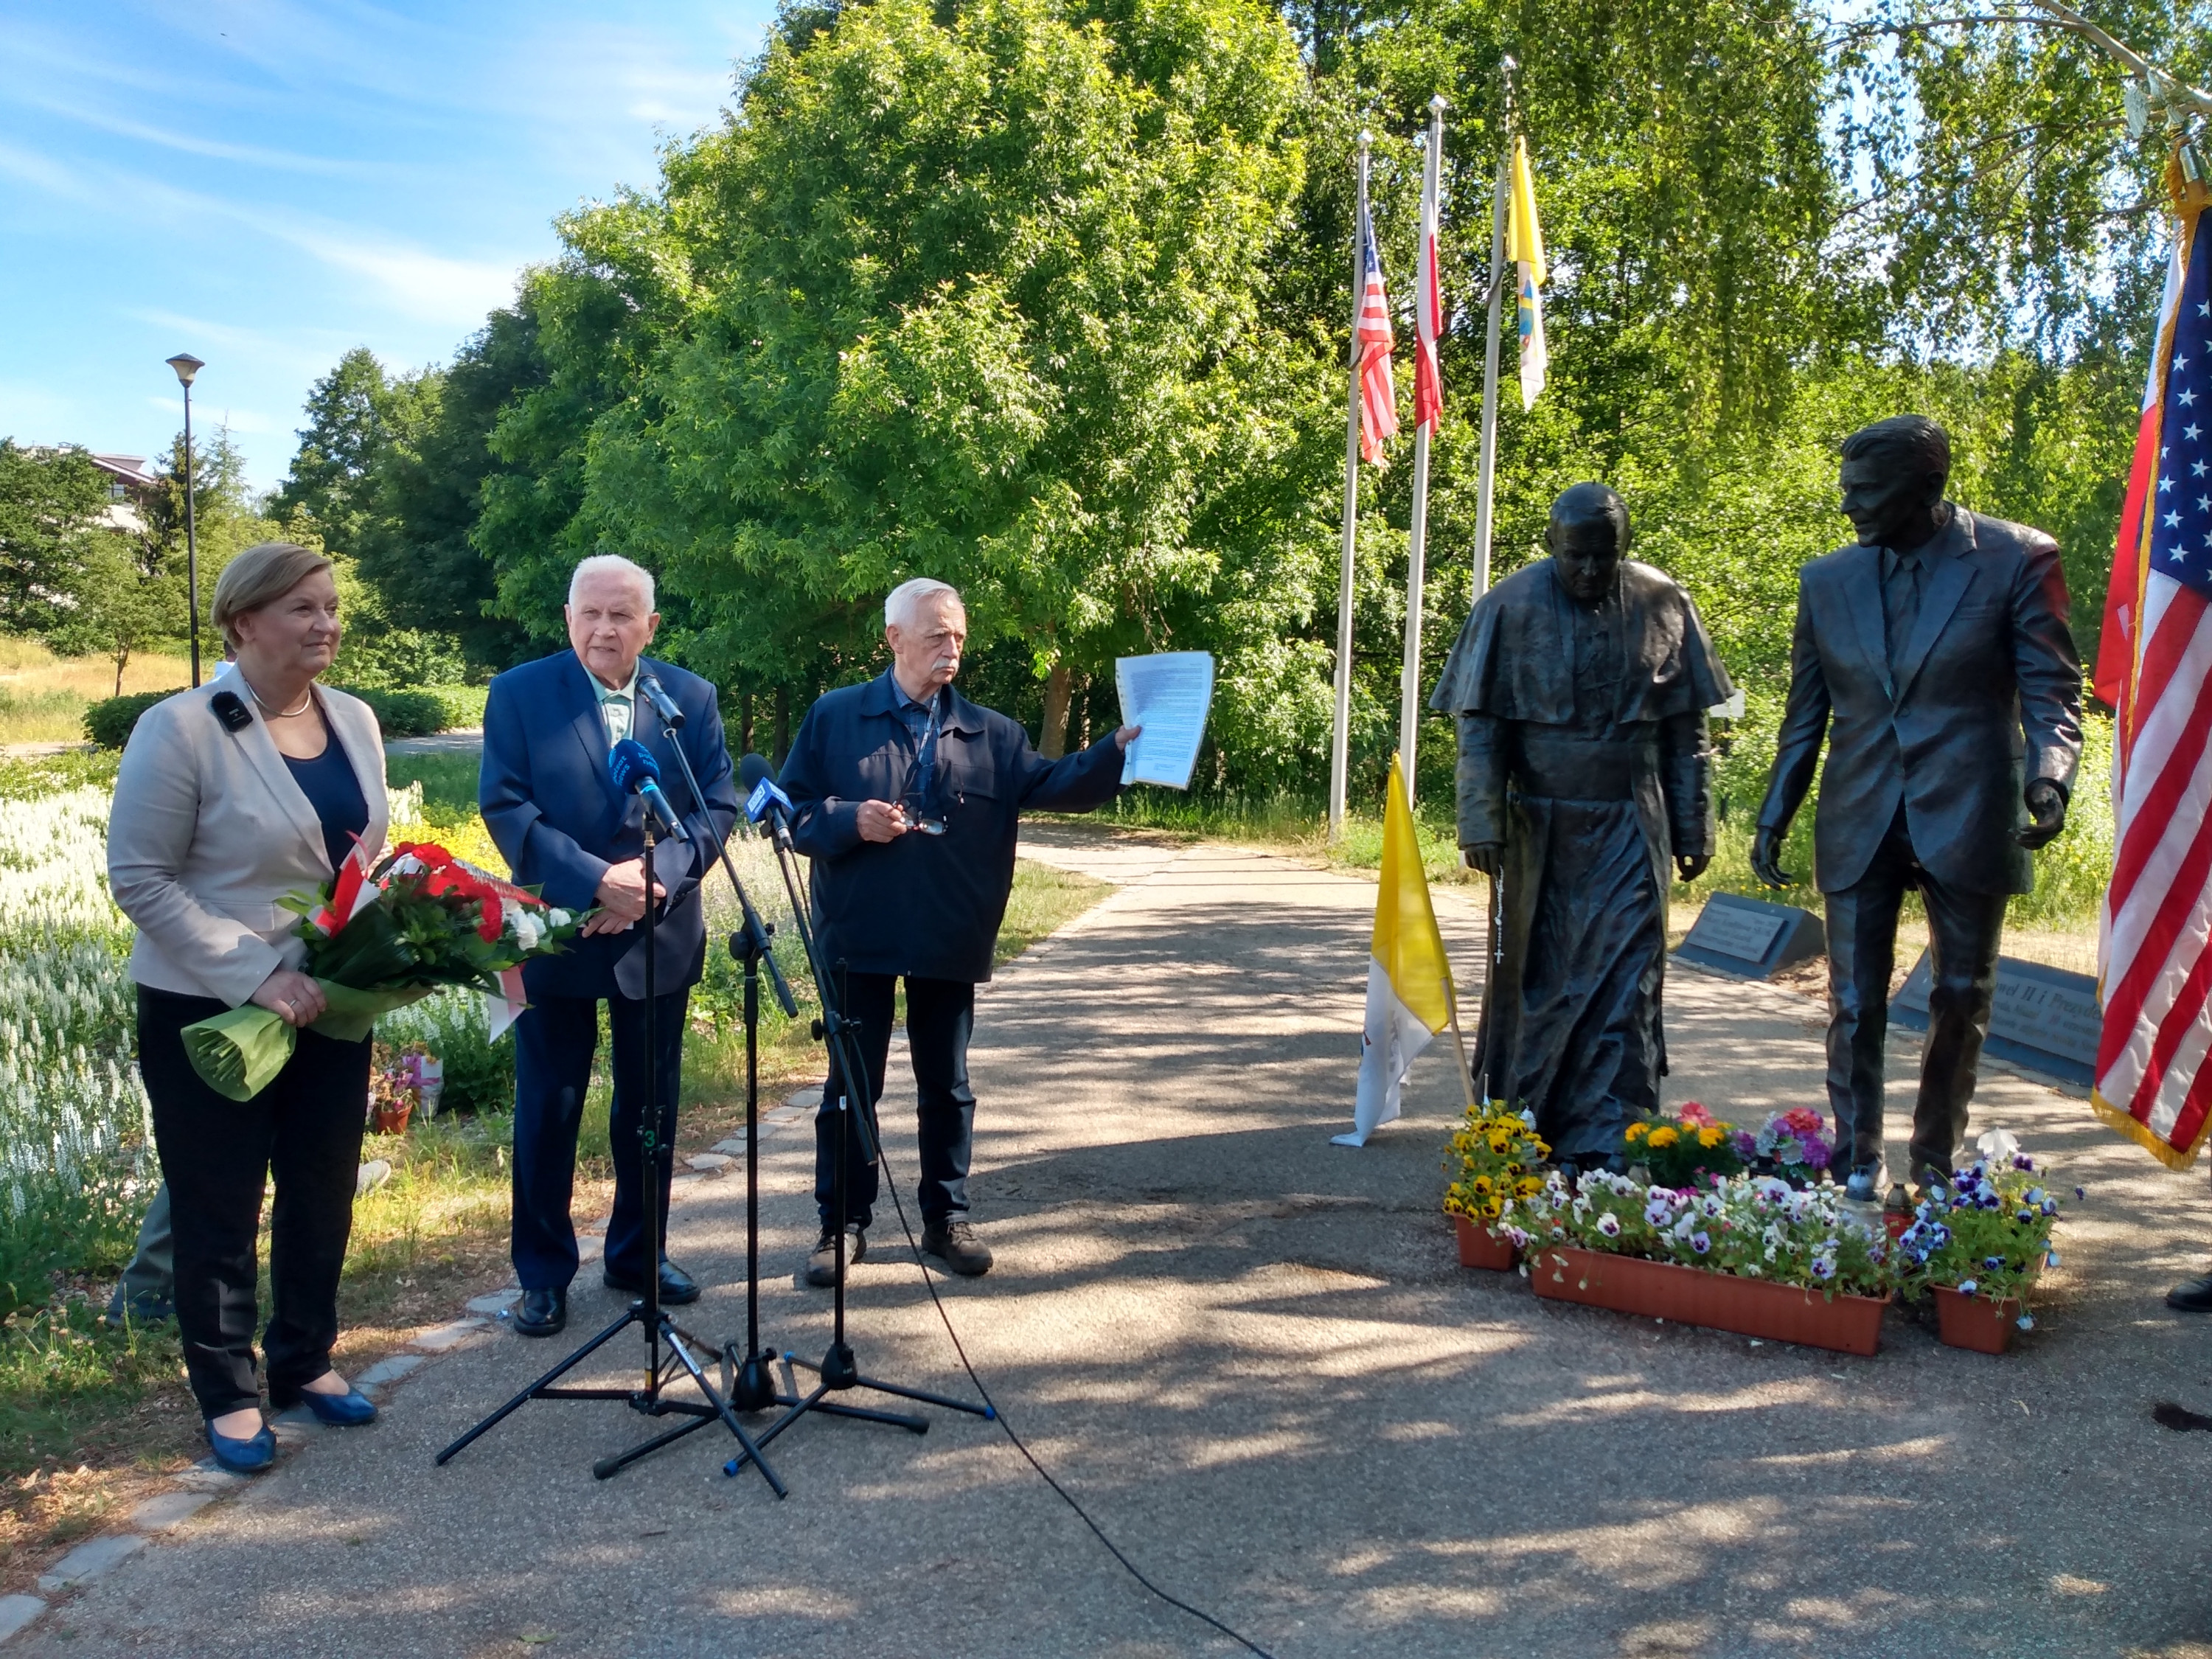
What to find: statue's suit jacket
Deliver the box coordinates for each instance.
[1756,506,2083,897]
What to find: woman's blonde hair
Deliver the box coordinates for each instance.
[211,542,334,648]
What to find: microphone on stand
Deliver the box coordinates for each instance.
[638,672,686,731]
[611,738,692,842]
[739,752,795,847]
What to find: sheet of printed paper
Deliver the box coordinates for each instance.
[1115,652,1215,790]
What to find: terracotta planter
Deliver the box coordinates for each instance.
[1931,1285,2026,1354]
[1453,1215,1519,1271]
[371,1099,414,1135]
[1528,1244,1885,1356]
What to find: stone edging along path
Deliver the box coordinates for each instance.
[0,1090,820,1649]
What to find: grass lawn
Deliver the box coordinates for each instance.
[0,643,192,745]
[0,849,1111,1585]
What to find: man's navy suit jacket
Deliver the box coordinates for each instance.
[479,650,740,1001]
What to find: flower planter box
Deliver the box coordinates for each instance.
[1453,1215,1519,1271]
[1930,1285,2025,1353]
[1527,1244,1885,1355]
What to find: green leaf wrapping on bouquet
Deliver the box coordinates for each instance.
[310,981,436,1044]
[181,981,439,1099]
[179,1006,297,1102]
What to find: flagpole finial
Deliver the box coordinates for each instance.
[1358,128,1373,149]
[1430,94,1447,114]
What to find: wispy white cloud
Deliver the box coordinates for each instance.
[13,93,383,178]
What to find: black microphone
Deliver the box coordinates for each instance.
[638,672,685,731]
[610,738,691,841]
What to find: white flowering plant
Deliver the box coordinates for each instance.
[1498,1168,1892,1298]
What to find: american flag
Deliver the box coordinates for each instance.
[1357,204,1399,464]
[1412,162,1443,433]
[2098,189,2212,1169]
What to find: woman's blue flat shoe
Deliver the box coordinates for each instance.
[293,1385,377,1427]
[205,1420,277,1473]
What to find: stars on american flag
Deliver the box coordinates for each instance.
[2151,239,2212,597]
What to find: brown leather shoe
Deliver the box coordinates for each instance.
[921,1218,993,1277]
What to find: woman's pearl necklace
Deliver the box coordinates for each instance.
[241,676,313,720]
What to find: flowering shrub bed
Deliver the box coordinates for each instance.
[1501,1168,1891,1298]
[0,771,471,1310]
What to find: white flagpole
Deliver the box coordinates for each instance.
[1397,95,1445,807]
[1329,133,1372,843]
[1470,74,1514,597]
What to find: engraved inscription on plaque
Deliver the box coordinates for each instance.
[1891,953,2099,1085]
[1683,900,1788,964]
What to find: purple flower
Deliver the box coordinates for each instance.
[1983,1256,2004,1270]
[2013,1155,2035,1171]
[1596,1213,1621,1237]
[1801,1138,1832,1171]
[2017,1314,2035,1330]
[1957,1279,1978,1297]
[1731,1130,1759,1161]
[1691,1231,1711,1254]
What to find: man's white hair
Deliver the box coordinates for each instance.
[885,577,961,631]
[568,553,655,612]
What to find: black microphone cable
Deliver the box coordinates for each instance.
[774,832,1277,1658]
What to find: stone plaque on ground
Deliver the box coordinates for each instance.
[1888,952,2100,1088]
[1673,891,1825,980]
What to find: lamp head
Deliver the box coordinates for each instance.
[165,354,205,389]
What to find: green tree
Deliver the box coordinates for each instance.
[273,347,397,555]
[535,0,1324,764]
[352,307,543,672]
[0,441,111,634]
[44,532,187,695]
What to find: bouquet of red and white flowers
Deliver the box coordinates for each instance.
[182,841,585,1100]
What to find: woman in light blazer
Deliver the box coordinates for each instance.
[108,542,389,1472]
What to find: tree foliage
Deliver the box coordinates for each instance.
[0,442,110,634]
[304,0,2209,798]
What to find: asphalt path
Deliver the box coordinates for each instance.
[16,822,2212,1658]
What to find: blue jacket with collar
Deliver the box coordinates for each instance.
[479,650,740,1000]
[779,672,1124,984]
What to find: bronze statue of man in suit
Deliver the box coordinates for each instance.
[1433,482,1730,1167]
[1753,414,2084,1198]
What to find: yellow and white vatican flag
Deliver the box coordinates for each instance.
[1334,756,1455,1147]
[1508,135,1547,410]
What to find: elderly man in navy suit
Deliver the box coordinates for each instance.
[779,579,1137,1285]
[480,554,740,1338]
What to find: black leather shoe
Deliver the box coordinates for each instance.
[515,1286,567,1338]
[602,1261,700,1306]
[2168,1273,2212,1312]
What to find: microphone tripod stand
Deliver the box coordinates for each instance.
[722,771,992,1478]
[437,807,784,1496]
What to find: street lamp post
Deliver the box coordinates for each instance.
[164,354,206,687]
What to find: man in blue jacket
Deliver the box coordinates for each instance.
[480,554,740,1338]
[779,578,1135,1283]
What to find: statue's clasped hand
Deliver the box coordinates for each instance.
[1462,843,1502,878]
[1674,853,1711,883]
[2014,779,2067,850]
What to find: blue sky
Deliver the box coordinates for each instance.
[0,1,772,493]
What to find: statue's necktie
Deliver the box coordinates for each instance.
[1884,549,1922,686]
